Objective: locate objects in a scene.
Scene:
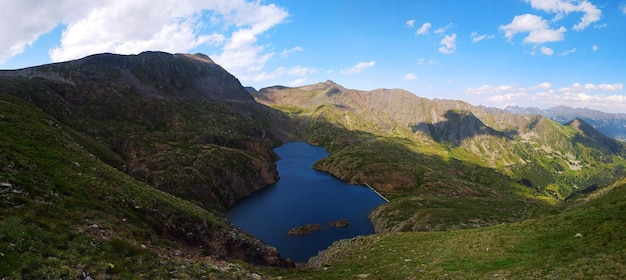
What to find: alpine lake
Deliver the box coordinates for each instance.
[226,142,387,262]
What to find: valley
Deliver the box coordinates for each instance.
[1,52,625,279]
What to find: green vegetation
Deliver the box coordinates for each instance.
[2,53,626,278]
[298,178,626,279]
[0,93,287,278]
[256,81,626,233]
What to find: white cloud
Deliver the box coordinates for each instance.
[406,19,416,28]
[541,46,554,56]
[622,4,626,15]
[416,22,431,35]
[525,0,601,31]
[558,83,624,92]
[404,73,417,81]
[289,77,309,86]
[559,47,576,56]
[0,0,289,77]
[477,81,626,113]
[281,46,303,57]
[487,92,530,103]
[340,61,375,74]
[500,14,566,43]
[530,82,552,90]
[524,26,566,43]
[434,23,453,34]
[0,0,95,64]
[438,33,456,54]
[416,57,439,65]
[242,65,317,82]
[592,44,599,51]
[210,1,289,75]
[466,84,525,95]
[470,32,494,43]
[500,14,548,39]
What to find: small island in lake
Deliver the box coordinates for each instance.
[288,224,322,235]
[328,218,350,228]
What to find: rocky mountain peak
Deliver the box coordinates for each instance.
[11,51,253,102]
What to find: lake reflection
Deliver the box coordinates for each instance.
[226,142,386,262]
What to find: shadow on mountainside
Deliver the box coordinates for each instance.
[411,110,518,146]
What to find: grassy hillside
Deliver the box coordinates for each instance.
[0,52,293,211]
[0,93,293,278]
[309,178,626,279]
[255,81,626,233]
[244,178,626,279]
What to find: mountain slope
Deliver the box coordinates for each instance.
[255,81,626,232]
[302,177,626,279]
[0,93,291,278]
[0,51,293,210]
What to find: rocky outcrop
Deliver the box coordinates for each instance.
[288,224,322,235]
[328,218,350,228]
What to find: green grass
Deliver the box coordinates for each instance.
[246,178,626,279]
[0,93,286,278]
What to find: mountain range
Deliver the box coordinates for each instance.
[1,52,625,278]
[503,105,626,141]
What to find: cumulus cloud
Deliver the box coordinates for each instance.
[558,83,624,92]
[438,34,456,54]
[500,14,566,43]
[525,0,601,31]
[500,14,547,38]
[406,19,416,27]
[473,81,626,113]
[524,26,567,43]
[541,46,554,56]
[404,73,417,81]
[592,44,599,51]
[0,0,95,64]
[471,32,494,43]
[416,22,431,35]
[0,0,289,77]
[500,0,602,47]
[622,4,626,14]
[340,61,375,74]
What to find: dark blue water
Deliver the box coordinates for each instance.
[226,142,386,262]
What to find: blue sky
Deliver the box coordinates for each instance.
[1,0,625,113]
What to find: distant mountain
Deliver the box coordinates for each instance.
[504,105,626,141]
